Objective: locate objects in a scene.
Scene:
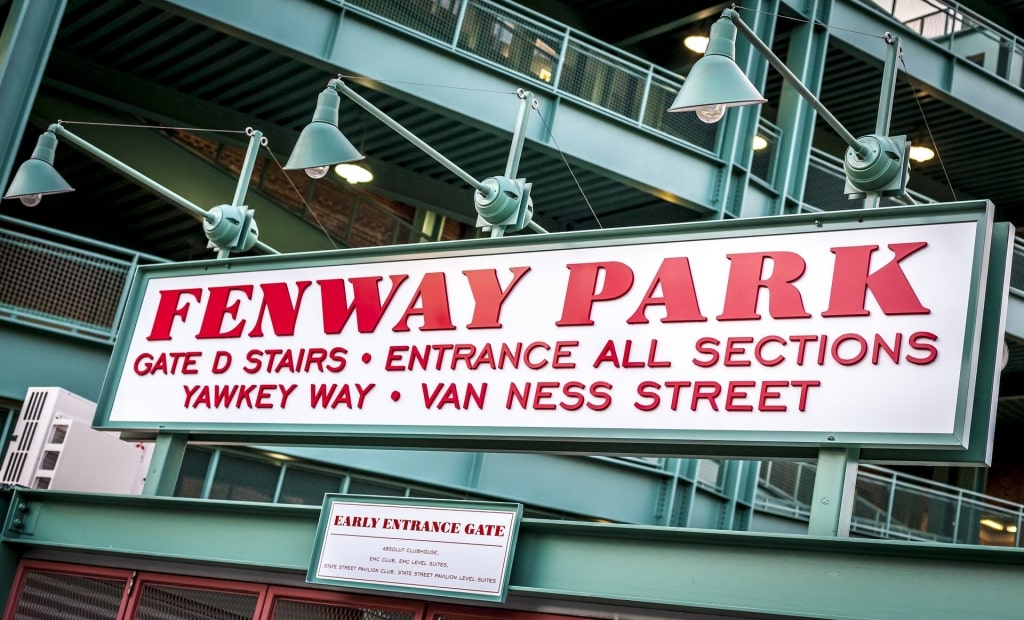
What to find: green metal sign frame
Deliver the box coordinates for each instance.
[94,201,1008,463]
[307,495,522,602]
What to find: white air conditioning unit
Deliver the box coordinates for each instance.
[0,387,151,493]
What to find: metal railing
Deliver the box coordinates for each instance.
[340,0,719,153]
[0,216,166,344]
[866,0,1024,90]
[758,460,1024,546]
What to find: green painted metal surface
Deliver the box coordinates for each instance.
[30,94,337,254]
[142,433,188,496]
[0,322,111,403]
[150,0,722,217]
[4,488,1024,619]
[0,0,68,192]
[824,0,1024,137]
[773,0,830,212]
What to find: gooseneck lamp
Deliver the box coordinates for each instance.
[3,123,276,258]
[286,78,541,238]
[670,8,910,204]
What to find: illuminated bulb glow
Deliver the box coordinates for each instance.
[695,104,726,124]
[980,518,1005,531]
[19,193,42,207]
[684,35,710,54]
[305,165,330,179]
[334,163,374,184]
[1009,525,1019,534]
[908,145,935,163]
[752,135,769,151]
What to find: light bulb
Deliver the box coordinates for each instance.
[305,165,330,179]
[19,193,42,207]
[695,104,726,124]
[334,163,374,184]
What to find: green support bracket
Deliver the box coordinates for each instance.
[808,446,861,536]
[141,432,188,496]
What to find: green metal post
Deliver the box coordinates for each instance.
[217,127,264,259]
[492,89,534,239]
[760,0,830,212]
[141,433,188,496]
[0,0,68,192]
[865,33,902,209]
[713,0,776,219]
[808,447,860,536]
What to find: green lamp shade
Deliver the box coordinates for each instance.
[284,87,364,170]
[668,53,767,113]
[3,131,74,200]
[284,121,363,170]
[668,15,766,114]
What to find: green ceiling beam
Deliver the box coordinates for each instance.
[5,489,1024,619]
[816,0,1024,140]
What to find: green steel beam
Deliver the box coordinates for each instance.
[5,489,1024,619]
[0,322,112,403]
[773,0,830,212]
[0,0,68,193]
[147,0,719,216]
[818,0,1024,139]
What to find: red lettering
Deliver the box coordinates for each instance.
[626,257,707,324]
[758,381,788,412]
[693,337,720,367]
[906,331,938,364]
[463,267,531,329]
[717,252,811,320]
[556,262,634,326]
[319,275,407,334]
[725,381,756,412]
[831,333,868,365]
[393,273,456,332]
[822,242,930,317]
[248,281,311,337]
[755,335,786,366]
[197,285,253,339]
[724,337,754,367]
[147,288,202,341]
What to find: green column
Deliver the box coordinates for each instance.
[771,0,831,213]
[712,0,778,219]
[808,447,860,536]
[141,433,189,496]
[0,0,67,189]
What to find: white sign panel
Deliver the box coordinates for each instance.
[97,207,993,451]
[309,498,520,601]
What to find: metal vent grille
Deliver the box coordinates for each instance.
[8,568,126,619]
[271,599,416,620]
[2,390,48,483]
[134,583,259,620]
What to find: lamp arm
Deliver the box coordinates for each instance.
[51,124,278,255]
[51,124,210,221]
[328,80,490,195]
[725,10,868,159]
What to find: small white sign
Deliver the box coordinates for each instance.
[310,499,520,601]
